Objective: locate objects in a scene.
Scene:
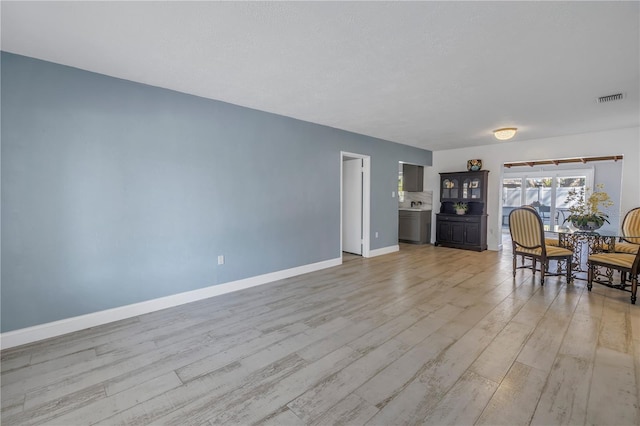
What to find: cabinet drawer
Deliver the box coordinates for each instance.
[437,215,480,223]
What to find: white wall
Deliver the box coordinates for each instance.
[426,127,640,251]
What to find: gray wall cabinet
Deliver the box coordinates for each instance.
[402,164,424,192]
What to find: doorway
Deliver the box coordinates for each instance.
[341,152,370,257]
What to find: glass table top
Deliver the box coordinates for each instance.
[544,225,639,239]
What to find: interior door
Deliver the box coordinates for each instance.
[343,158,363,255]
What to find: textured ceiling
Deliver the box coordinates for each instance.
[2,1,639,151]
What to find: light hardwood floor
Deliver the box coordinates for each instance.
[2,243,639,425]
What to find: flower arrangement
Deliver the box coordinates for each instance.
[563,184,614,230]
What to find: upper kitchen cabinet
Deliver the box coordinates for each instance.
[401,164,424,192]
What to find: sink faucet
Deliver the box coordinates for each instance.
[411,201,416,207]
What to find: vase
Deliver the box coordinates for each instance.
[456,209,466,215]
[571,220,602,232]
[467,159,482,171]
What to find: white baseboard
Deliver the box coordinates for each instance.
[0,257,342,350]
[368,245,399,257]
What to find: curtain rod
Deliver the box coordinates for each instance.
[503,155,623,168]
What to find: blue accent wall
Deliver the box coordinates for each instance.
[1,52,432,332]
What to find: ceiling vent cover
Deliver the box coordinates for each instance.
[597,93,624,103]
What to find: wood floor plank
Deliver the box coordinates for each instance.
[18,325,264,409]
[530,354,593,426]
[421,371,499,425]
[475,361,548,425]
[25,318,142,365]
[586,347,639,425]
[516,305,577,372]
[0,353,31,373]
[1,348,96,387]
[364,379,433,425]
[108,328,261,396]
[394,308,452,347]
[175,323,308,383]
[630,303,640,343]
[633,338,640,421]
[354,332,454,408]
[346,308,426,354]
[295,318,377,362]
[99,353,307,425]
[557,311,600,360]
[0,393,24,418]
[529,309,601,425]
[310,393,379,426]
[3,383,107,426]
[25,372,181,426]
[599,297,633,354]
[287,338,410,423]
[470,321,533,383]
[207,346,361,425]
[160,353,311,426]
[257,407,304,426]
[367,298,517,425]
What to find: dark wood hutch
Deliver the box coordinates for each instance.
[435,170,489,251]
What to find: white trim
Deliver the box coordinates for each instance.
[368,245,399,257]
[0,257,342,350]
[362,156,371,258]
[340,151,371,258]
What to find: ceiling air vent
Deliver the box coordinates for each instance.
[597,93,624,103]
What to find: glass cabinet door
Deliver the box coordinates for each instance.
[469,177,482,199]
[442,178,459,199]
[462,178,483,200]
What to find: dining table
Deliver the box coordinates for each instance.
[544,225,639,293]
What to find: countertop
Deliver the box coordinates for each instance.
[399,208,432,212]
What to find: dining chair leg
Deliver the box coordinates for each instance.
[587,264,593,292]
[631,275,637,305]
[532,259,537,275]
[540,260,545,286]
[512,254,516,278]
[566,256,572,283]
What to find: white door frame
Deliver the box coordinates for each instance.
[340,151,371,258]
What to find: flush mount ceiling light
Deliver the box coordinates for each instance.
[493,127,518,140]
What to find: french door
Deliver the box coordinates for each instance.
[502,168,594,226]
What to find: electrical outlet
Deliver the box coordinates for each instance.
[375,232,379,238]
[217,255,225,265]
[392,191,395,198]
